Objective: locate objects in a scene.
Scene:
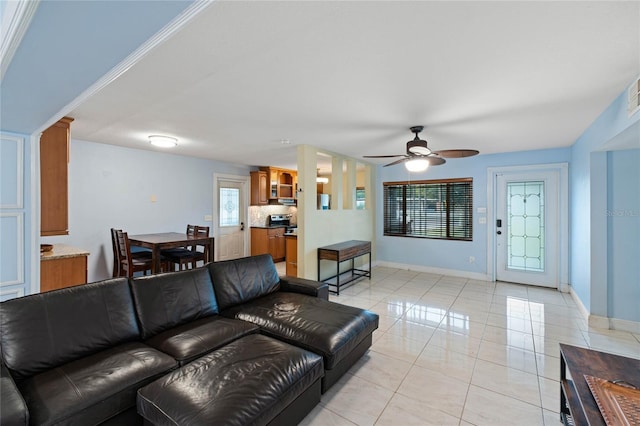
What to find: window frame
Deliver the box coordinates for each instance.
[383,177,473,241]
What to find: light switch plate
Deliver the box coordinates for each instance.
[204,215,213,221]
[479,217,487,224]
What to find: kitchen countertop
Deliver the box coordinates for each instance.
[41,244,90,261]
[251,225,297,229]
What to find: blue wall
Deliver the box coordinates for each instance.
[376,147,571,276]
[607,149,640,322]
[43,139,251,282]
[570,89,640,316]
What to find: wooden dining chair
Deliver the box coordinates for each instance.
[114,230,155,277]
[163,225,210,271]
[111,228,156,277]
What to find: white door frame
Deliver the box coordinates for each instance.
[486,163,569,291]
[213,173,250,261]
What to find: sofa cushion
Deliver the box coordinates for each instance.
[1,362,28,426]
[222,292,379,369]
[144,316,259,365]
[207,254,280,310]
[131,268,219,340]
[137,334,323,426]
[0,278,140,380]
[18,342,176,426]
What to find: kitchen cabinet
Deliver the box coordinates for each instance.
[285,235,297,277]
[268,227,286,262]
[250,227,285,262]
[258,167,297,201]
[250,171,269,205]
[41,244,88,292]
[40,117,73,236]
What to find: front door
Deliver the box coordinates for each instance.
[495,171,559,288]
[215,176,247,261]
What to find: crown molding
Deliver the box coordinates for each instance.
[0,0,40,81]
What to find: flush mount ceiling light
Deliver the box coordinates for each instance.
[148,135,178,148]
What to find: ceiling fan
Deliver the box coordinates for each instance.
[363,126,479,172]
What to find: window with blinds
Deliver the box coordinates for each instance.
[383,178,473,241]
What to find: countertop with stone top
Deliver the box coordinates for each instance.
[41,244,90,261]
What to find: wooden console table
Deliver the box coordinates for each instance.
[317,240,371,295]
[560,343,640,426]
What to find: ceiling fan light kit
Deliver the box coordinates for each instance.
[363,125,479,172]
[405,158,430,172]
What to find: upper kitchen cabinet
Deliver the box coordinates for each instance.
[251,167,297,205]
[250,171,269,205]
[40,117,73,236]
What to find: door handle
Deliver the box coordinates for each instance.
[496,230,502,235]
[240,222,245,231]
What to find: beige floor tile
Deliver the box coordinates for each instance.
[350,350,413,392]
[438,318,486,340]
[387,319,437,343]
[482,324,536,351]
[415,344,477,382]
[538,376,559,414]
[370,301,410,319]
[299,272,640,425]
[462,385,543,425]
[543,408,562,426]
[371,332,427,363]
[397,365,469,418]
[321,374,394,426]
[300,405,357,426]
[375,393,460,426]
[536,352,561,381]
[374,313,398,332]
[427,328,482,357]
[485,312,533,334]
[477,339,538,375]
[471,359,542,406]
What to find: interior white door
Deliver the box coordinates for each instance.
[216,178,246,261]
[496,171,559,288]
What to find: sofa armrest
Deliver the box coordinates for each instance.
[279,276,329,301]
[1,362,28,425]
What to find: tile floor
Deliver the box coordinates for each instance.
[283,264,640,426]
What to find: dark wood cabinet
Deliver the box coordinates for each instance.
[285,235,297,276]
[254,167,297,202]
[41,245,88,292]
[250,171,269,205]
[251,227,285,262]
[268,227,285,262]
[40,117,73,236]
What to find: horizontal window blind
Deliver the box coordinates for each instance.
[383,178,473,241]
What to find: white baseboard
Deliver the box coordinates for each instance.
[569,287,640,333]
[375,260,491,282]
[589,315,640,334]
[569,287,590,322]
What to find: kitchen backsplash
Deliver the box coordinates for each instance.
[249,205,297,227]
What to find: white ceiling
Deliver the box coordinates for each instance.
[69,1,640,170]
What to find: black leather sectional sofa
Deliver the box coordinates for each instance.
[0,254,378,426]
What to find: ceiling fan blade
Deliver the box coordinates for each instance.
[427,156,446,166]
[383,157,409,167]
[433,149,480,158]
[363,154,405,158]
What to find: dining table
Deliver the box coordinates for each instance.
[128,232,215,274]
